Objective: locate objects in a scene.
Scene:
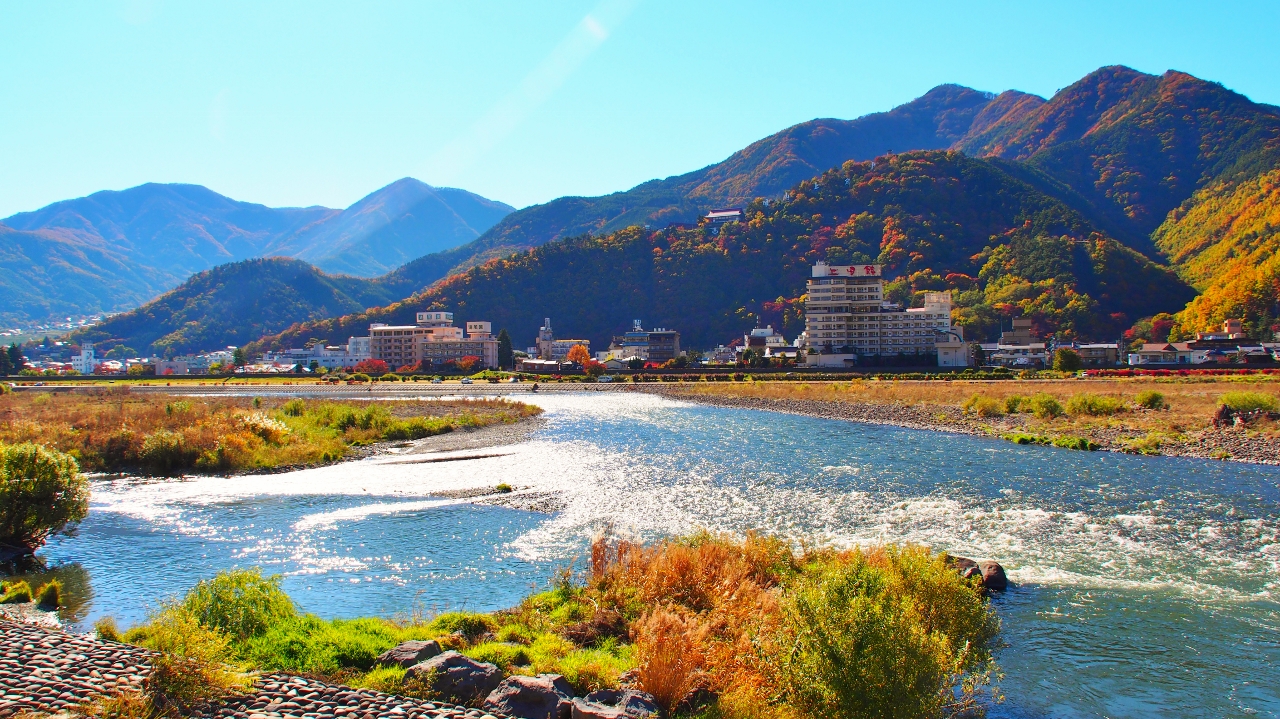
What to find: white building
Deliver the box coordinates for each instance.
[741,326,791,358]
[70,345,96,374]
[262,337,372,370]
[802,262,954,367]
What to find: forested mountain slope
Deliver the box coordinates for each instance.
[252,151,1191,353]
[69,258,408,356]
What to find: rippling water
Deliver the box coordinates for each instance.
[36,392,1280,718]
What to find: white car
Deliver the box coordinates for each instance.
[460,377,473,384]
[431,378,443,384]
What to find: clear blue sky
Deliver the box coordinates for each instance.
[2,1,1277,218]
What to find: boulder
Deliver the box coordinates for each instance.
[978,560,1008,591]
[405,650,503,703]
[375,639,442,668]
[571,699,629,719]
[947,555,1008,591]
[582,689,660,718]
[484,674,574,719]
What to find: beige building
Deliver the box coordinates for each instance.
[536,318,589,361]
[803,262,954,367]
[369,311,498,370]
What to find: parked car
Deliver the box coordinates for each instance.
[460,377,473,384]
[431,378,443,384]
[597,375,613,382]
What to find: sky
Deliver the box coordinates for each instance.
[2,1,1278,218]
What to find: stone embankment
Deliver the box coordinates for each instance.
[645,388,1280,464]
[0,621,515,719]
[0,619,151,716]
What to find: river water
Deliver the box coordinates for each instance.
[33,391,1280,718]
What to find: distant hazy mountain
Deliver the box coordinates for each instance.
[279,178,514,277]
[1,179,511,324]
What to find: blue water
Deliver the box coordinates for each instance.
[34,392,1280,717]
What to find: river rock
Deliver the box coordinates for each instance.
[978,560,1008,591]
[581,689,660,718]
[376,639,442,668]
[483,674,574,719]
[406,650,503,703]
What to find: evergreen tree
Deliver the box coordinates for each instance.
[496,329,513,370]
[232,347,246,366]
[8,344,22,373]
[0,349,10,376]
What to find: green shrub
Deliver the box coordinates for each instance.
[1219,391,1279,413]
[961,394,1003,418]
[350,665,408,694]
[1065,393,1126,416]
[181,568,297,640]
[1134,390,1166,410]
[1004,395,1027,414]
[95,616,123,642]
[1051,436,1100,451]
[1028,393,1064,419]
[281,399,306,417]
[428,611,496,638]
[496,483,513,493]
[0,580,32,604]
[133,605,249,713]
[0,443,89,554]
[467,641,532,671]
[140,430,198,474]
[773,546,999,719]
[35,579,61,609]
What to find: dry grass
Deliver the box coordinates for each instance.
[0,390,541,474]
[682,376,1280,438]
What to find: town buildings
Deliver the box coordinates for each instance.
[534,318,590,361]
[597,320,682,363]
[70,345,95,374]
[802,262,955,367]
[369,311,498,369]
[261,337,372,371]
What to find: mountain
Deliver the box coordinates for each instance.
[277,179,514,277]
[68,258,411,356]
[1153,169,1280,338]
[387,84,1000,284]
[250,151,1193,353]
[1,180,511,324]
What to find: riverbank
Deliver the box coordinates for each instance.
[639,379,1280,464]
[0,534,1001,719]
[0,391,542,476]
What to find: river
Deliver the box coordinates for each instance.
[31,391,1280,718]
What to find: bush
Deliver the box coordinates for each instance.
[1135,390,1166,410]
[633,609,708,713]
[35,579,61,609]
[132,606,249,713]
[1053,348,1082,372]
[773,546,999,719]
[1004,395,1027,414]
[961,394,1003,418]
[1219,391,1279,413]
[0,443,89,554]
[240,615,408,674]
[0,580,32,604]
[1065,393,1127,416]
[95,616,123,642]
[1028,393,1064,419]
[281,399,306,417]
[496,483,513,493]
[428,611,496,638]
[181,568,297,640]
[140,430,198,474]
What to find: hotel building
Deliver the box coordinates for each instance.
[803,261,958,367]
[369,311,498,369]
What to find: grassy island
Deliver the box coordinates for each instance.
[99,534,999,719]
[0,391,541,475]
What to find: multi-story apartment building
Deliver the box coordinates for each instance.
[803,262,954,367]
[369,312,498,369]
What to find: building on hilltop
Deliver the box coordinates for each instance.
[802,262,954,367]
[369,311,498,369]
[535,317,590,361]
